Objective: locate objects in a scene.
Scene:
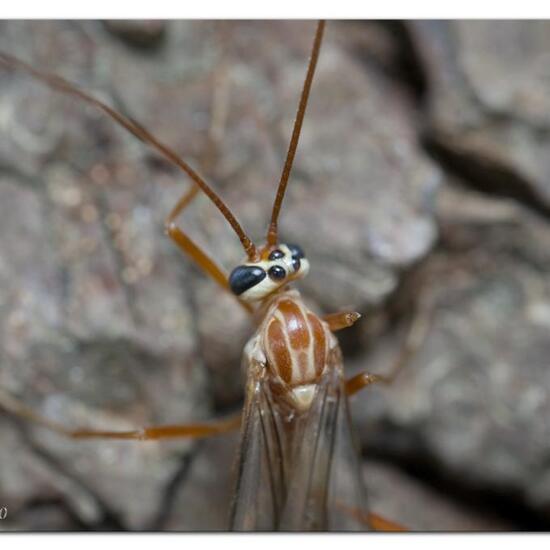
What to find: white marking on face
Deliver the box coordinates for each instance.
[236,243,310,302]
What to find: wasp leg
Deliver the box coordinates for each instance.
[164,65,253,315]
[336,501,407,531]
[323,311,361,332]
[164,187,253,315]
[72,415,241,440]
[345,372,386,396]
[367,512,407,532]
[0,387,240,441]
[345,301,432,396]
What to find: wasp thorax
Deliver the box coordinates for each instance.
[229,243,309,302]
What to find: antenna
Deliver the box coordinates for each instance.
[0,52,257,260]
[266,20,325,247]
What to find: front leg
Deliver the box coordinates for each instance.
[323,311,361,332]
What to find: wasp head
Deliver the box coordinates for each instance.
[228,243,309,303]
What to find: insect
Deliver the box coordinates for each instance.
[0,21,429,531]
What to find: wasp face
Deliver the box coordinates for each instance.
[229,243,309,302]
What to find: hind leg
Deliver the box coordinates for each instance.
[0,386,240,441]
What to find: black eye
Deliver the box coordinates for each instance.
[229,265,266,295]
[287,243,305,259]
[268,249,285,261]
[292,257,301,271]
[268,265,286,281]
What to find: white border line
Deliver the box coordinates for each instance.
[3,0,550,19]
[1,534,550,549]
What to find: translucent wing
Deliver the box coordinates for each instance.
[279,348,370,531]
[229,360,286,531]
[230,347,370,531]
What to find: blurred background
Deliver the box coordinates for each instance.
[0,20,550,531]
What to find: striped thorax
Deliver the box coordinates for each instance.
[245,289,338,412]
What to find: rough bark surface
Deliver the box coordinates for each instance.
[0,20,547,531]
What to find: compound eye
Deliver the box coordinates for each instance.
[229,265,266,295]
[287,243,305,260]
[268,265,286,281]
[268,249,285,261]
